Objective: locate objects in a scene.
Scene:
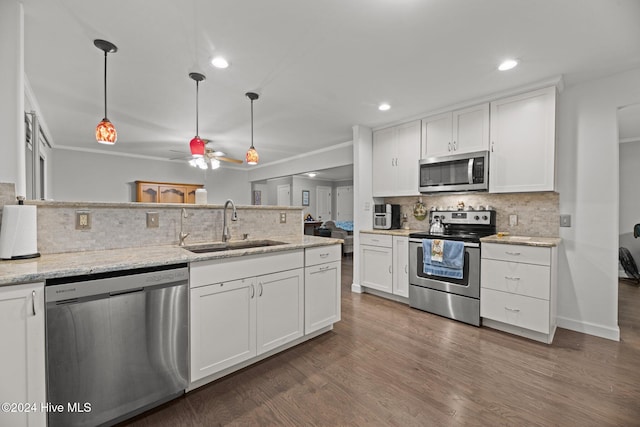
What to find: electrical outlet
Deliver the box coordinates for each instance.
[146,212,159,228]
[280,212,287,223]
[509,214,518,227]
[76,211,91,230]
[560,214,572,227]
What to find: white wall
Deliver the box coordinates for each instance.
[292,176,333,220]
[51,148,250,204]
[557,66,640,340]
[618,140,640,274]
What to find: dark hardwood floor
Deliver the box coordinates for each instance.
[122,259,640,426]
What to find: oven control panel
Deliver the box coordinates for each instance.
[430,210,495,225]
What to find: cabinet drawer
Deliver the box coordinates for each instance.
[360,233,392,247]
[305,245,341,267]
[481,288,549,334]
[481,259,550,300]
[481,243,550,266]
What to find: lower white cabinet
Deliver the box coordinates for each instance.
[0,282,46,427]
[190,250,305,382]
[305,245,342,334]
[359,233,409,298]
[480,242,558,344]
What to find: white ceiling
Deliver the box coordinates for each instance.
[23,0,640,167]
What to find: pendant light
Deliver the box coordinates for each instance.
[189,72,206,158]
[94,39,118,145]
[245,92,259,165]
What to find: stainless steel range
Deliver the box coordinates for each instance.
[409,208,496,326]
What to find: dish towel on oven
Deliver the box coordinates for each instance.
[422,239,465,279]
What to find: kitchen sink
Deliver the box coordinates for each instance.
[183,239,288,254]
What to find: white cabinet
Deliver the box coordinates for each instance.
[305,245,341,334]
[489,87,556,193]
[392,236,409,298]
[0,282,46,427]
[372,120,421,197]
[480,242,558,344]
[360,233,393,293]
[422,103,489,158]
[190,250,305,382]
[360,233,409,298]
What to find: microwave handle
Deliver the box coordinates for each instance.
[468,158,474,184]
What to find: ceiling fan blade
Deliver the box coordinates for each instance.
[215,156,243,164]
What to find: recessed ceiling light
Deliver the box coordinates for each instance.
[498,59,518,71]
[307,172,317,178]
[211,56,229,69]
[378,103,391,111]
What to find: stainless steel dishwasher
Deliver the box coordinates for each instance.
[45,264,189,427]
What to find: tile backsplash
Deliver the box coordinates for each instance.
[386,192,560,237]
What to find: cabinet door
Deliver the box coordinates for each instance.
[422,112,452,158]
[372,126,396,197]
[256,268,304,355]
[190,278,256,381]
[0,283,46,427]
[489,87,556,193]
[392,236,409,298]
[453,103,489,154]
[360,244,393,293]
[185,185,200,204]
[305,261,341,334]
[137,184,159,203]
[394,120,421,196]
[159,185,187,203]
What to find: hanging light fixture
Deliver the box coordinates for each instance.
[245,92,259,165]
[94,39,118,145]
[188,72,207,157]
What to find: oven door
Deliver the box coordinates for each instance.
[408,238,479,298]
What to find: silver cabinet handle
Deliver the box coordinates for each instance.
[505,251,521,256]
[258,283,263,297]
[319,253,329,258]
[491,141,495,152]
[250,284,255,298]
[448,142,452,151]
[32,290,36,316]
[404,265,408,273]
[371,239,379,243]
[505,307,520,312]
[388,265,392,274]
[453,141,457,150]
[504,276,521,281]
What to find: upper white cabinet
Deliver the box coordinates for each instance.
[0,282,46,427]
[489,87,556,193]
[422,103,489,158]
[372,120,421,197]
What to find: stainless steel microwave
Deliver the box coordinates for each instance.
[419,150,489,193]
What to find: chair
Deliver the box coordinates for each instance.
[322,221,353,256]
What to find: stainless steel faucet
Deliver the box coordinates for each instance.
[222,199,238,242]
[179,208,190,246]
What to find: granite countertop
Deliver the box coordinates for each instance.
[480,234,561,247]
[360,229,424,237]
[0,235,342,286]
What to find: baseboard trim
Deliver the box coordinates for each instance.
[556,316,620,341]
[351,283,362,293]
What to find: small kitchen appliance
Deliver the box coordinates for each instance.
[408,208,496,326]
[419,150,489,193]
[373,204,401,229]
[0,197,40,260]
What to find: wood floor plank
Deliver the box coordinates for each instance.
[121,258,640,426]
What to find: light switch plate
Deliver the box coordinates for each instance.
[75,211,91,230]
[146,212,159,228]
[509,214,518,226]
[280,212,287,223]
[560,214,572,227]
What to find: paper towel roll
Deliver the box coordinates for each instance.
[195,188,207,205]
[0,205,40,259]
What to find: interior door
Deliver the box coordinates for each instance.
[277,184,291,206]
[316,186,332,222]
[336,186,353,221]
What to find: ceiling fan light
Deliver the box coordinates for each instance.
[96,118,117,144]
[246,147,259,165]
[210,159,221,170]
[188,158,198,167]
[190,136,205,157]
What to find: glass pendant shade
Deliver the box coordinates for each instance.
[246,146,259,165]
[190,136,205,157]
[96,118,117,144]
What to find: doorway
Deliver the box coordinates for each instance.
[277,184,291,206]
[316,186,331,222]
